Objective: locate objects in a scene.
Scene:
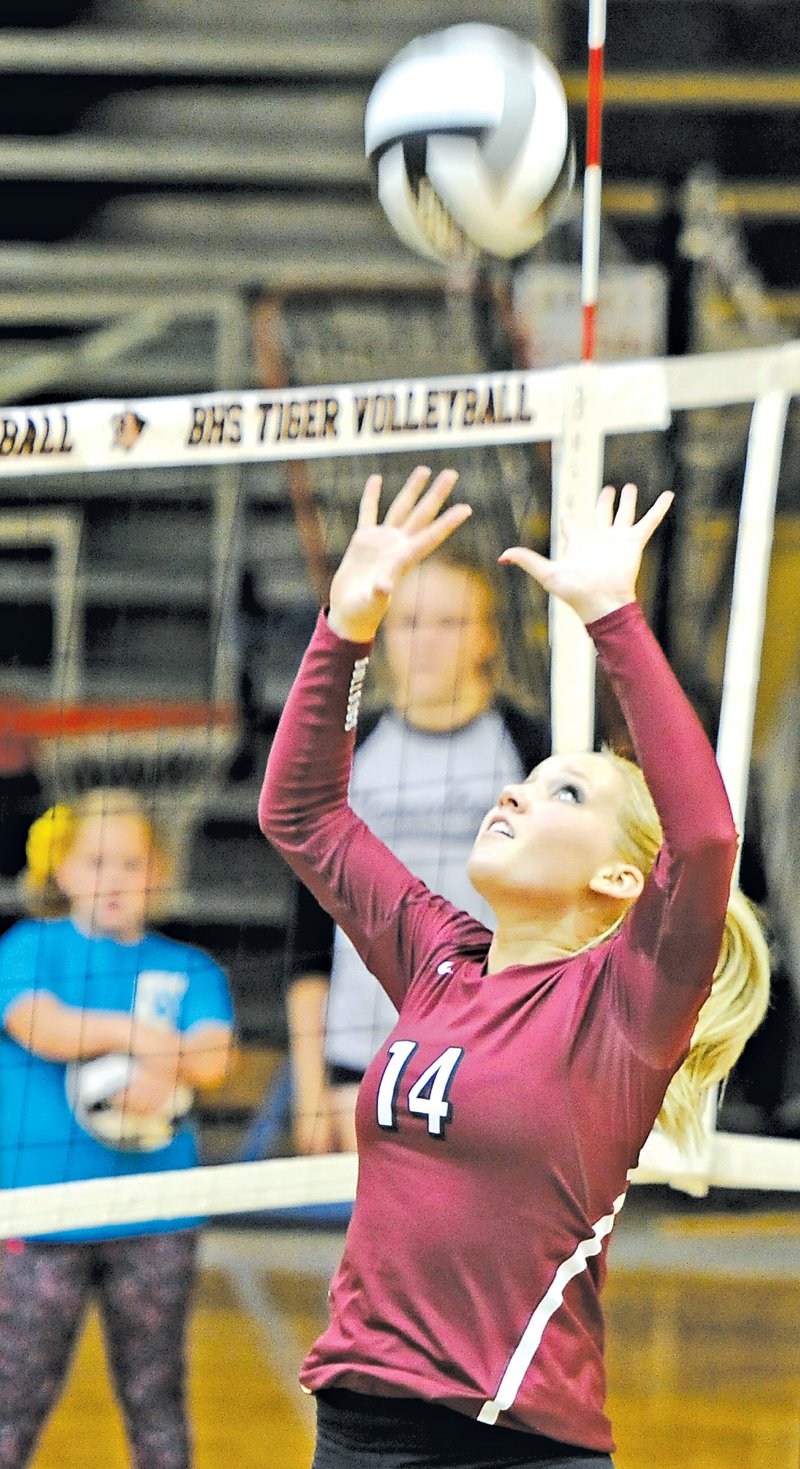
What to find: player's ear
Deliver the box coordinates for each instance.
[588,861,644,903]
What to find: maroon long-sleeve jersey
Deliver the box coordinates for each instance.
[259,601,737,1452]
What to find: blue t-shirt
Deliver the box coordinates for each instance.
[0,917,233,1241]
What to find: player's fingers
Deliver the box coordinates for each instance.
[558,511,577,549]
[635,490,674,544]
[499,546,554,583]
[403,469,461,533]
[383,466,432,525]
[357,474,383,528]
[405,502,472,565]
[613,482,638,528]
[594,484,617,527]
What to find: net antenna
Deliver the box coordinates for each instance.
[581,0,606,367]
[549,0,607,756]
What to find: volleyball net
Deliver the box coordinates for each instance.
[1,336,800,1237]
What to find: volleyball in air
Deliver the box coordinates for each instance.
[365,23,575,264]
[66,1053,193,1153]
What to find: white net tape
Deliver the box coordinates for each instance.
[0,1128,799,1242]
[0,1154,359,1239]
[1,339,799,1234]
[2,345,795,478]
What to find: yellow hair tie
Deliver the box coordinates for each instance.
[26,805,76,888]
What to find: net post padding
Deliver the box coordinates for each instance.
[549,363,610,753]
[715,385,789,867]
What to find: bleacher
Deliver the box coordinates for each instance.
[0,0,798,1151]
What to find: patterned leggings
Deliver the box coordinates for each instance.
[0,1229,198,1469]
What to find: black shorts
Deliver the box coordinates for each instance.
[312,1389,615,1469]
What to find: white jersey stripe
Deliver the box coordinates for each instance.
[477,1191,628,1426]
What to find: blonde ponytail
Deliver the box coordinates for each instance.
[599,749,771,1149]
[22,803,77,917]
[656,884,771,1148]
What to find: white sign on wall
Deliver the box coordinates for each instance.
[514,263,669,368]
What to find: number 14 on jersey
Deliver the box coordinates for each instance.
[376,1041,464,1138]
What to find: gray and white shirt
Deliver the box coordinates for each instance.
[323,708,529,1072]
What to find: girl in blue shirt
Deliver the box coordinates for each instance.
[0,788,234,1469]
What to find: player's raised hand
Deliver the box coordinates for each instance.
[328,467,471,642]
[499,483,673,625]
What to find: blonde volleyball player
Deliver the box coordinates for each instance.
[0,790,234,1469]
[259,467,769,1468]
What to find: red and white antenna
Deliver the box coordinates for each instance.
[581,0,607,361]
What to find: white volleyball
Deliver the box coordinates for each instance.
[365,23,575,264]
[66,1053,193,1153]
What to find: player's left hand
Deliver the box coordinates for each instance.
[499,483,673,625]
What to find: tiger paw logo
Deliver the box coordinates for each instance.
[112,411,147,451]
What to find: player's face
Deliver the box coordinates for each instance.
[382,563,497,721]
[57,813,162,943]
[468,752,627,908]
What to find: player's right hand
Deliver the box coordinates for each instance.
[328,467,471,643]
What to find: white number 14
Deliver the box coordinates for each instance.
[376,1041,464,1138]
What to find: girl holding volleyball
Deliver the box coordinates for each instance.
[260,467,769,1468]
[0,788,234,1469]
